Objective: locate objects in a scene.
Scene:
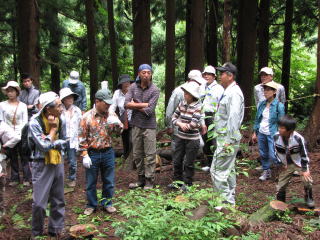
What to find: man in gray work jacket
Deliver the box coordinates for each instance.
[210,62,244,206]
[29,91,69,239]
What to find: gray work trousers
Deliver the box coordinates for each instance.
[210,138,239,205]
[31,161,65,236]
[132,126,157,180]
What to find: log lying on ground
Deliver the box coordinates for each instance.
[248,200,289,224]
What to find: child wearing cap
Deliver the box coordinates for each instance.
[169,81,203,190]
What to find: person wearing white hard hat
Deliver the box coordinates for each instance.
[29,91,69,238]
[59,88,82,188]
[200,66,224,172]
[62,71,87,111]
[254,67,286,106]
[0,81,30,186]
[168,81,204,191]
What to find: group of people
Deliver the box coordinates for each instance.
[0,61,315,238]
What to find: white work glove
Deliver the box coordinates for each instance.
[82,154,92,169]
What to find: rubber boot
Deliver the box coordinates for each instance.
[304,187,315,208]
[129,175,145,189]
[276,190,286,202]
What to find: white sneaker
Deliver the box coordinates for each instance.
[259,169,271,181]
[201,166,210,172]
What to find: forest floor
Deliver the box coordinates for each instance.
[1,140,320,240]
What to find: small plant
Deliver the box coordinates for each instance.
[72,206,83,214]
[275,209,293,224]
[240,231,261,240]
[302,218,320,233]
[77,214,89,224]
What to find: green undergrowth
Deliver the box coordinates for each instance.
[112,185,246,240]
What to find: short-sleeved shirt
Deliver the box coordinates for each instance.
[124,81,160,129]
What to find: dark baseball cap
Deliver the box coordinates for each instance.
[216,62,237,75]
[95,89,113,105]
[118,74,132,86]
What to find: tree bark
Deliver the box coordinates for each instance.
[132,0,151,76]
[165,0,175,108]
[258,0,271,73]
[16,0,40,87]
[47,6,61,94]
[188,0,205,70]
[105,0,118,92]
[236,0,258,118]
[281,0,294,110]
[305,0,320,150]
[222,0,232,63]
[206,0,218,67]
[85,0,99,107]
[185,0,192,78]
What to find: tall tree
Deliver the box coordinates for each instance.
[305,0,320,149]
[85,0,99,106]
[222,0,232,63]
[257,0,271,72]
[188,0,205,70]
[104,0,118,91]
[45,3,61,93]
[206,0,218,66]
[281,0,294,110]
[236,0,258,116]
[16,0,40,87]
[165,0,175,107]
[132,0,151,76]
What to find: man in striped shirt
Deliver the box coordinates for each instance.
[169,81,203,190]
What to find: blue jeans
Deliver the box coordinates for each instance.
[258,133,277,170]
[66,147,77,181]
[86,148,115,209]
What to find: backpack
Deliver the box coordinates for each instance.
[21,115,62,161]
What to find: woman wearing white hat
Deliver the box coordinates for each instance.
[59,88,82,187]
[0,81,30,186]
[169,81,203,190]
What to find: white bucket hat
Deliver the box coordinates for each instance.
[259,67,274,76]
[188,70,206,85]
[38,91,59,113]
[59,87,79,101]
[181,81,201,99]
[69,71,80,84]
[1,81,21,95]
[202,65,216,75]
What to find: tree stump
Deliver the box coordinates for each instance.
[248,200,289,224]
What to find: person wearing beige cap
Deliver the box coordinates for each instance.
[0,81,30,186]
[251,81,285,181]
[59,88,82,188]
[254,67,286,106]
[168,81,204,191]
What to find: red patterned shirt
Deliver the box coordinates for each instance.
[79,108,112,156]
